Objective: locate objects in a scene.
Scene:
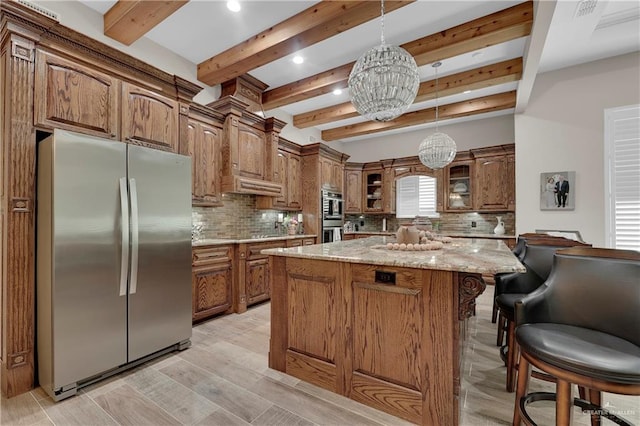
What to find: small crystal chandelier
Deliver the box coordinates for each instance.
[348,0,420,122]
[418,62,457,169]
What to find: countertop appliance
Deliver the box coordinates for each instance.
[37,130,192,401]
[321,190,344,243]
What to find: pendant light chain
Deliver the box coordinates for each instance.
[380,0,385,45]
[435,65,439,130]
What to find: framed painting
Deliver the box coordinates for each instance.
[540,171,575,211]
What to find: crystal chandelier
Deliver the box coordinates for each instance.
[418,62,457,169]
[348,0,419,122]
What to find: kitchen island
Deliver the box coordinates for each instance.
[263,237,524,425]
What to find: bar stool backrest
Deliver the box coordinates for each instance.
[519,247,640,346]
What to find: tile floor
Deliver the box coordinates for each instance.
[2,289,639,425]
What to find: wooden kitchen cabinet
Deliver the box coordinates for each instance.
[187,115,222,206]
[444,158,474,212]
[299,143,349,237]
[192,245,234,322]
[236,122,266,180]
[211,96,285,197]
[474,154,511,211]
[35,50,182,154]
[381,161,396,214]
[34,50,119,139]
[506,152,516,211]
[443,146,515,212]
[256,138,302,210]
[344,163,363,213]
[363,169,384,212]
[320,156,343,192]
[472,145,515,212]
[288,154,302,209]
[236,240,286,313]
[122,81,179,152]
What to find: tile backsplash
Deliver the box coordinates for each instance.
[193,193,514,239]
[345,212,515,235]
[192,193,300,239]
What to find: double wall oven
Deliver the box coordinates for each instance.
[321,190,344,243]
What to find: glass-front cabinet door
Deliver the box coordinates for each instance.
[444,160,474,211]
[363,170,384,212]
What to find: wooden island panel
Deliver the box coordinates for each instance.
[351,266,425,423]
[284,259,340,393]
[270,257,474,425]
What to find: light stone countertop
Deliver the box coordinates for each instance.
[262,236,525,275]
[442,232,517,239]
[192,234,318,247]
[345,231,516,239]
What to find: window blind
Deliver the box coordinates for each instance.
[605,105,640,250]
[396,175,437,218]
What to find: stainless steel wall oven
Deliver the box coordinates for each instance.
[321,190,344,243]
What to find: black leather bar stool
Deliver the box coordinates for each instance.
[513,247,640,426]
[495,243,557,392]
[493,233,583,329]
[491,236,527,323]
[495,236,592,392]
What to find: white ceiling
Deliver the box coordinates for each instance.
[75,0,640,143]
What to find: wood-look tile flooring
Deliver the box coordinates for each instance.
[2,289,639,425]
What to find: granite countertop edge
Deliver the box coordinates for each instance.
[192,234,318,247]
[262,236,525,275]
[345,231,516,239]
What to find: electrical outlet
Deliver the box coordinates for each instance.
[471,221,477,228]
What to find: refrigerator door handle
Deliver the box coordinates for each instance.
[118,177,130,297]
[129,178,139,295]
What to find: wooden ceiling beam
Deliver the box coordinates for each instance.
[262,1,532,110]
[197,1,414,86]
[262,62,354,111]
[294,57,522,128]
[104,0,188,46]
[321,91,517,141]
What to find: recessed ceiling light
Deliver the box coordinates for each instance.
[292,55,304,65]
[333,89,343,95]
[227,1,241,12]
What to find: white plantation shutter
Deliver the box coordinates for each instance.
[418,176,436,215]
[396,175,437,218]
[605,105,640,250]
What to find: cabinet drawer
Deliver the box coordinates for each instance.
[286,238,315,247]
[287,239,303,248]
[244,241,286,259]
[192,245,233,266]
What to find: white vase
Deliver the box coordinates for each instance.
[494,216,505,235]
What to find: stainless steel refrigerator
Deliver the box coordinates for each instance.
[37,129,192,401]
